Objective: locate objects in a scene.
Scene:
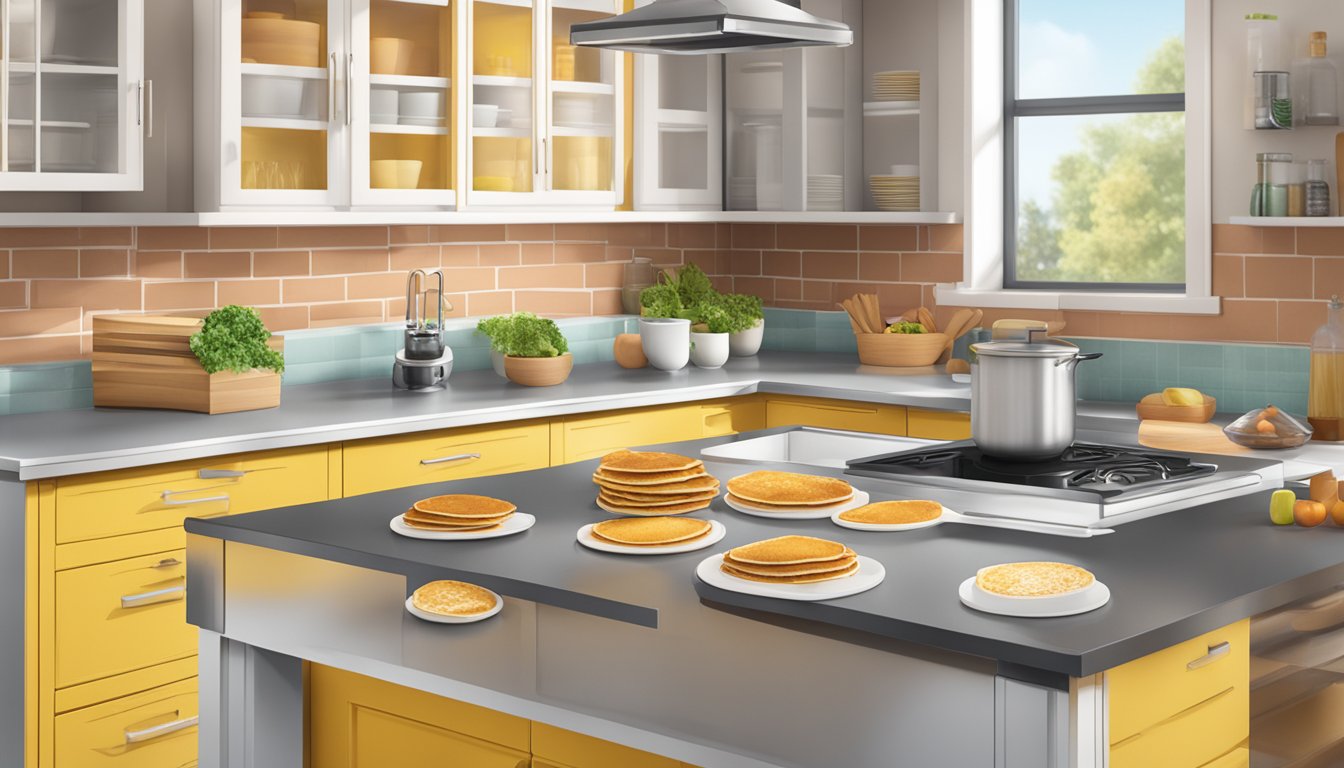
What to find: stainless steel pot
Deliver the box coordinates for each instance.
[969,333,1102,460]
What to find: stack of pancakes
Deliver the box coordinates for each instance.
[411,580,498,618]
[726,471,854,510]
[975,562,1095,598]
[721,535,859,584]
[593,450,720,516]
[403,494,516,532]
[838,500,942,525]
[591,516,713,547]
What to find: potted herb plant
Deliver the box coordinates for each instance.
[722,293,766,357]
[476,312,573,387]
[475,314,510,377]
[638,268,694,372]
[688,300,734,369]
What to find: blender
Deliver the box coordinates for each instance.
[393,269,453,391]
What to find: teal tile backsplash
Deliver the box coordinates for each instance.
[0,309,1314,419]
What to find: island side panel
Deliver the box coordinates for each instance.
[1,474,25,765]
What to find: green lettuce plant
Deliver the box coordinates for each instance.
[189,305,285,375]
[475,312,569,358]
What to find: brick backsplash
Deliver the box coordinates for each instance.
[0,221,1340,366]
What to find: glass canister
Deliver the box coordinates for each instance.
[1288,162,1307,216]
[1251,152,1293,216]
[1310,295,1344,441]
[1306,159,1332,216]
[1255,71,1293,129]
[621,257,657,315]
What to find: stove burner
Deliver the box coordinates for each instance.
[846,442,1219,498]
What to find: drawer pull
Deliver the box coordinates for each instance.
[160,491,230,507]
[124,714,198,744]
[198,469,246,479]
[120,585,185,609]
[421,452,481,466]
[1187,641,1231,670]
[152,558,181,569]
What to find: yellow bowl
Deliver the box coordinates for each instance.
[370,37,415,75]
[371,160,422,189]
[473,176,515,192]
[241,18,321,67]
[856,332,949,367]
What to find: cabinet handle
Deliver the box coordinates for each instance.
[120,585,186,609]
[328,51,337,122]
[346,53,354,127]
[1187,641,1231,670]
[144,80,153,138]
[124,714,198,744]
[153,557,182,569]
[198,468,246,479]
[160,491,230,507]
[421,452,481,466]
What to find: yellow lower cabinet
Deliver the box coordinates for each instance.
[906,408,971,440]
[697,397,766,438]
[343,421,551,496]
[765,396,907,436]
[557,404,710,464]
[54,549,193,690]
[54,677,199,768]
[1199,746,1249,768]
[309,665,531,768]
[1109,686,1247,768]
[531,722,680,768]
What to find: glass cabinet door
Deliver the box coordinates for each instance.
[350,0,456,207]
[634,49,721,210]
[229,0,341,205]
[469,0,535,200]
[0,0,143,190]
[546,0,618,199]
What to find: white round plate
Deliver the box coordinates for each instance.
[576,519,726,555]
[404,592,503,624]
[725,489,870,520]
[958,577,1111,618]
[696,553,885,602]
[831,503,956,532]
[595,496,715,517]
[390,512,535,541]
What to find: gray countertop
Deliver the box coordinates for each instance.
[185,429,1344,677]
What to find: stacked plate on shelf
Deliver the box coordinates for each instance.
[870,166,919,212]
[872,70,920,102]
[807,174,843,211]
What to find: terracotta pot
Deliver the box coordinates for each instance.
[613,333,647,369]
[504,353,573,387]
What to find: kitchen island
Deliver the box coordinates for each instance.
[185,429,1344,768]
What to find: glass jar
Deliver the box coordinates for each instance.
[1288,162,1307,216]
[1306,159,1332,216]
[621,257,657,315]
[1310,296,1344,442]
[1305,32,1340,125]
[1251,152,1293,216]
[1255,71,1293,129]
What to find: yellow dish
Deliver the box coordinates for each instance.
[473,175,515,192]
[370,160,422,189]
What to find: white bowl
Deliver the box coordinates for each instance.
[690,331,729,369]
[495,108,514,128]
[639,317,690,372]
[472,104,499,128]
[399,90,445,124]
[242,76,306,119]
[729,319,764,357]
[370,87,399,123]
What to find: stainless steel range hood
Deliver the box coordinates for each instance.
[569,0,853,55]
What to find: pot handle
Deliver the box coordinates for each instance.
[1056,352,1103,369]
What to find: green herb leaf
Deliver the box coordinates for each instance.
[189,305,285,375]
[474,312,570,358]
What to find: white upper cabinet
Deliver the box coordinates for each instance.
[634,50,722,211]
[0,0,145,191]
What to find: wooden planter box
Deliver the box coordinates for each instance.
[92,314,283,415]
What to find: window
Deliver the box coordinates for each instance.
[1004,0,1188,290]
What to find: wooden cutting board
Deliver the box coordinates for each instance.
[1138,420,1249,455]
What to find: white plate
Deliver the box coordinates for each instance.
[390,512,536,540]
[576,519,726,555]
[958,577,1110,618]
[726,489,870,520]
[696,553,885,601]
[831,503,956,531]
[595,496,716,517]
[405,592,503,624]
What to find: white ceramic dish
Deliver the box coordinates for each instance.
[472,103,499,128]
[390,512,535,540]
[370,87,399,121]
[696,553,885,602]
[242,76,308,118]
[495,108,514,127]
[576,519,726,555]
[957,576,1111,618]
[595,496,714,517]
[400,90,445,123]
[726,489,870,520]
[405,591,503,624]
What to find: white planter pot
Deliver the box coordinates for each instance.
[729,318,765,357]
[639,318,691,372]
[690,332,730,369]
[491,349,507,378]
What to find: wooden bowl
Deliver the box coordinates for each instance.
[1135,393,1217,423]
[856,332,949,367]
[505,353,573,387]
[241,18,321,67]
[370,37,415,75]
[370,159,422,189]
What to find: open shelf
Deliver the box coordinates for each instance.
[241,116,328,131]
[240,63,328,80]
[371,73,451,89]
[474,75,531,89]
[8,61,119,76]
[1228,216,1344,227]
[551,125,612,137]
[5,119,91,129]
[864,100,920,118]
[472,126,529,138]
[551,80,615,96]
[372,123,449,135]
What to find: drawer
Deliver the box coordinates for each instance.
[1199,746,1249,768]
[55,677,198,767]
[344,421,550,496]
[765,397,906,435]
[1109,619,1248,743]
[55,549,195,689]
[906,408,970,440]
[559,405,704,464]
[698,398,766,438]
[532,722,681,768]
[1110,686,1247,768]
[55,446,329,543]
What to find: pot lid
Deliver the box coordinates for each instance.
[971,337,1080,359]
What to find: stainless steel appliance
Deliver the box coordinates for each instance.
[392,269,452,391]
[970,330,1101,460]
[569,0,853,55]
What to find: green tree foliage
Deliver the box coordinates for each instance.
[1019,36,1186,284]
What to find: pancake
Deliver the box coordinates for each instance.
[406,520,503,533]
[975,562,1095,598]
[725,493,853,512]
[594,474,720,495]
[596,496,711,516]
[599,486,719,504]
[403,509,510,530]
[726,535,850,566]
[723,551,857,577]
[721,559,861,584]
[726,471,854,506]
[591,516,713,546]
[412,494,517,519]
[598,489,719,507]
[600,450,703,473]
[594,467,710,486]
[839,500,943,525]
[411,580,498,617]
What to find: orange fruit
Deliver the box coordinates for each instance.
[1296,500,1328,527]
[1256,419,1277,435]
[1333,499,1344,527]
[1264,405,1280,419]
